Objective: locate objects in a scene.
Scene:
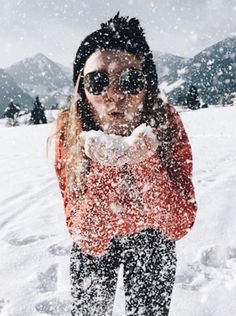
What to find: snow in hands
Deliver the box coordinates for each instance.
[80,123,159,167]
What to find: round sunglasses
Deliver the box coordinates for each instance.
[83,68,146,95]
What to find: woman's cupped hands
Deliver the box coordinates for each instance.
[79,124,159,167]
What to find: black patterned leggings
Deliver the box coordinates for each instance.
[70,229,177,316]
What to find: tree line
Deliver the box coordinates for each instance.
[3,96,48,126]
[3,86,235,127]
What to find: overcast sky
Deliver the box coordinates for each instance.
[0,0,235,68]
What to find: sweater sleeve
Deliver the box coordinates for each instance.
[54,110,74,233]
[130,104,197,240]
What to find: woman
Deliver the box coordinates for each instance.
[53,13,197,316]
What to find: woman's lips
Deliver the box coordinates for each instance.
[108,112,125,118]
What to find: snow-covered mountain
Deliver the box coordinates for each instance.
[165,37,236,105]
[153,51,189,83]
[55,62,72,80]
[0,69,34,117]
[3,36,235,110]
[6,53,73,108]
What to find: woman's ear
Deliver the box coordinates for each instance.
[72,72,86,116]
[75,72,83,96]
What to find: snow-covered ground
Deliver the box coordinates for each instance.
[0,106,236,316]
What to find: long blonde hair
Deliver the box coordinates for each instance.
[49,75,90,196]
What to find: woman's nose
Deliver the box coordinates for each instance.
[104,80,125,103]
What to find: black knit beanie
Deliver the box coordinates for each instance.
[73,12,158,94]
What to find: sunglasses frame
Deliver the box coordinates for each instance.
[83,68,147,96]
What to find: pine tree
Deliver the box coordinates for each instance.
[30,96,47,124]
[186,85,201,110]
[4,101,21,126]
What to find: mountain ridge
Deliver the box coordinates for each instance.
[1,36,235,113]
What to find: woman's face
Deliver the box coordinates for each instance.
[83,49,146,136]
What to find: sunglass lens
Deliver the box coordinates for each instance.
[119,69,145,95]
[84,71,109,95]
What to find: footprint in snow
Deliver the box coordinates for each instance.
[175,245,236,291]
[47,244,70,256]
[7,234,50,246]
[35,298,71,316]
[37,264,58,293]
[199,245,236,268]
[0,299,5,312]
[0,298,9,314]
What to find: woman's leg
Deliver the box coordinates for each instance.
[123,229,177,316]
[70,241,120,316]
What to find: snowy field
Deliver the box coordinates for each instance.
[0,106,236,316]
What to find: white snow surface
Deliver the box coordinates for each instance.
[0,106,236,315]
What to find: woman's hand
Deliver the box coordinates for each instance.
[80,124,159,166]
[125,127,159,164]
[80,130,128,165]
